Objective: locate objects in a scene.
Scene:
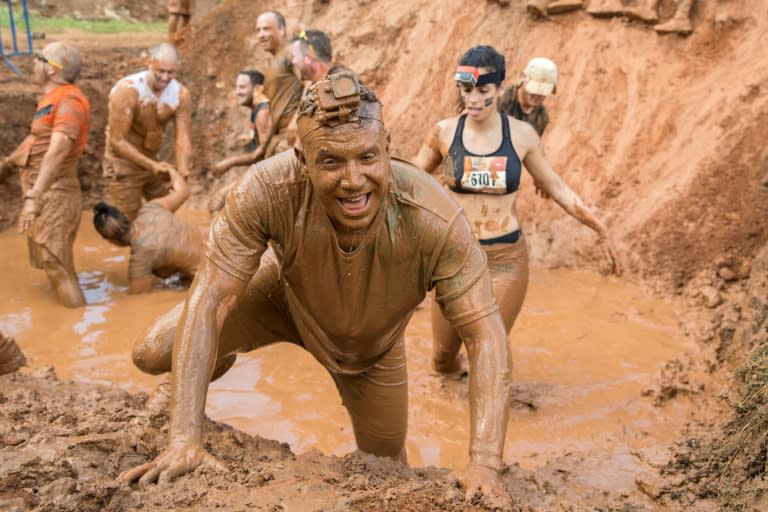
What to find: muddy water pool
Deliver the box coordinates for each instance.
[0,210,700,475]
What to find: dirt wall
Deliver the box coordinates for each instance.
[178,0,768,290]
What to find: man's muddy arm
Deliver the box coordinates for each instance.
[1,136,32,179]
[153,168,190,213]
[173,89,193,177]
[120,258,246,487]
[456,312,511,469]
[107,87,169,174]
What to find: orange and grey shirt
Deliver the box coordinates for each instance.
[22,84,90,191]
[205,152,497,375]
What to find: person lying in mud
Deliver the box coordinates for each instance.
[1,42,90,308]
[102,43,192,222]
[119,71,514,508]
[414,45,621,378]
[93,167,205,294]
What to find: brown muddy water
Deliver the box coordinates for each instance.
[0,210,700,480]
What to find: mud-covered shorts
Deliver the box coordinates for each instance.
[27,188,82,271]
[103,158,171,222]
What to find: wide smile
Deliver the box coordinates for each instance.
[338,193,370,215]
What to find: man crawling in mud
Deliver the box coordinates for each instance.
[119,71,514,507]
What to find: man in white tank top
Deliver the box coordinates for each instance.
[102,43,193,221]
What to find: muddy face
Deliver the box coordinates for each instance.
[234,74,254,107]
[458,68,502,121]
[147,57,179,93]
[256,13,282,54]
[290,41,310,81]
[300,121,389,237]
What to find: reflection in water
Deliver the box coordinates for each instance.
[0,211,701,476]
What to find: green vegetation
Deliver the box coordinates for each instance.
[0,10,164,35]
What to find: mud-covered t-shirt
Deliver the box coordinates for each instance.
[498,84,549,136]
[130,201,206,283]
[262,50,303,134]
[205,152,497,374]
[21,84,90,192]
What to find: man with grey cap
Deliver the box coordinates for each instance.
[1,42,90,307]
[120,71,515,508]
[498,56,557,137]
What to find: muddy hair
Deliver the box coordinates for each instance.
[240,69,264,86]
[93,202,131,247]
[455,45,506,113]
[291,29,333,63]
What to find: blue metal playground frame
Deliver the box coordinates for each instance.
[1,0,33,76]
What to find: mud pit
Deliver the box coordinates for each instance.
[2,0,768,510]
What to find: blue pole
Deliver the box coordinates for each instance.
[21,0,32,55]
[7,0,18,54]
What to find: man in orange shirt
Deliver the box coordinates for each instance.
[0,42,90,308]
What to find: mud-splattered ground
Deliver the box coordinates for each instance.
[2,367,682,512]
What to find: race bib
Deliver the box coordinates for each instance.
[460,156,508,194]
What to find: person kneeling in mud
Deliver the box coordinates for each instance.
[119,71,514,508]
[93,167,205,294]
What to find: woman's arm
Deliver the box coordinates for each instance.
[519,124,622,275]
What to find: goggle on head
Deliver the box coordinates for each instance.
[454,66,504,88]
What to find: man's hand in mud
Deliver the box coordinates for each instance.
[17,197,41,234]
[119,441,228,488]
[462,463,512,510]
[598,233,623,277]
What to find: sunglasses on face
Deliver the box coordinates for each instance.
[35,52,63,69]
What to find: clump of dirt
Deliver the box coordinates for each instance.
[658,243,768,511]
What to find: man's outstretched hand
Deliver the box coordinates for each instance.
[119,440,227,489]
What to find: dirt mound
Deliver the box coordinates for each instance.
[1,368,668,511]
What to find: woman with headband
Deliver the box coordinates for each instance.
[414,45,622,377]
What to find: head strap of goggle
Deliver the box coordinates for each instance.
[454,66,503,87]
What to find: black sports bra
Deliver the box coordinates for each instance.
[446,113,522,195]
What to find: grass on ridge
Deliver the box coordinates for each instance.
[1,10,164,35]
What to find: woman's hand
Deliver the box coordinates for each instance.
[598,232,622,276]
